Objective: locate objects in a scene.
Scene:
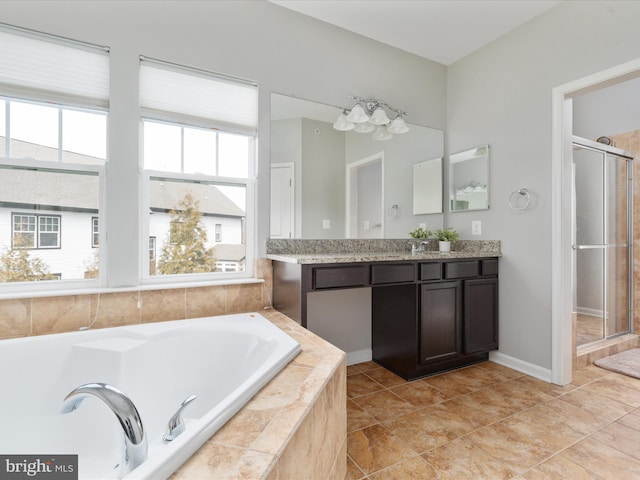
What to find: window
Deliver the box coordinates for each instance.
[12,213,60,249]
[149,237,156,261]
[0,25,108,288]
[91,217,99,247]
[140,57,256,280]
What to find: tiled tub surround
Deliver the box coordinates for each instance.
[0,272,346,478]
[0,259,273,340]
[171,309,346,480]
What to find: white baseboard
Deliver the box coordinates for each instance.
[347,348,372,366]
[576,307,603,317]
[489,351,552,383]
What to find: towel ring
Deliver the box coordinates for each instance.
[509,188,530,210]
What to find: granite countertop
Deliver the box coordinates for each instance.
[267,250,500,265]
[265,239,501,265]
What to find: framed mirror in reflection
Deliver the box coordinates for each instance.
[449,145,490,212]
[270,93,445,239]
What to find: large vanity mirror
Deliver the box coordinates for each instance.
[449,145,490,212]
[270,93,444,239]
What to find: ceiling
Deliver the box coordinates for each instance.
[270,0,562,65]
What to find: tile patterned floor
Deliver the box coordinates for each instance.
[346,360,640,479]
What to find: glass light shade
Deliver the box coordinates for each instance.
[387,116,409,134]
[372,125,393,141]
[346,104,369,123]
[353,122,375,133]
[369,106,390,125]
[333,113,354,131]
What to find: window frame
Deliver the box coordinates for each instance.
[91,216,99,248]
[11,213,62,250]
[141,167,254,284]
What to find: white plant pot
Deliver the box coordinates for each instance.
[439,241,451,253]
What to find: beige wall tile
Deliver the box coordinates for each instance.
[277,413,314,479]
[90,291,141,329]
[140,288,186,323]
[225,283,263,314]
[0,298,31,339]
[185,285,226,318]
[31,295,90,334]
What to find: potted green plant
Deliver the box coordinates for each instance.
[433,228,459,252]
[408,227,431,239]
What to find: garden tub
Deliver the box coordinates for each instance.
[0,312,301,479]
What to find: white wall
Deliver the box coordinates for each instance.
[573,76,640,140]
[446,0,640,370]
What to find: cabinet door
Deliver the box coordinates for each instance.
[420,281,461,364]
[463,277,499,354]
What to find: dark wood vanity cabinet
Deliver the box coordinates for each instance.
[272,256,498,380]
[371,258,499,380]
[419,281,461,365]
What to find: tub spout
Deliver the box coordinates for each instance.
[61,383,148,477]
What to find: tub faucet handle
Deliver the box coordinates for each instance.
[163,394,197,442]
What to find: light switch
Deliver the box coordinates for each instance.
[323,219,331,229]
[472,220,482,235]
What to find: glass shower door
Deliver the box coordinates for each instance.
[605,153,630,338]
[573,140,631,347]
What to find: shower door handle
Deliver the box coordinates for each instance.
[572,244,606,250]
[572,244,628,250]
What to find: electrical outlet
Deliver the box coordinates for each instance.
[323,219,330,229]
[419,223,427,230]
[363,220,370,230]
[472,220,482,235]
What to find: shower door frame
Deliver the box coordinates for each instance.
[572,136,634,348]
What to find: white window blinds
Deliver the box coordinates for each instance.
[139,58,258,134]
[0,24,109,106]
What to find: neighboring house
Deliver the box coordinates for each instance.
[1,139,245,280]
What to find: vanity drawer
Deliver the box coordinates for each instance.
[371,263,415,285]
[481,259,498,276]
[420,262,442,281]
[312,265,368,289]
[444,261,479,279]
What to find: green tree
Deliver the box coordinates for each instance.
[0,247,56,282]
[84,249,100,279]
[157,192,217,275]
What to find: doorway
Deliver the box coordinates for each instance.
[572,137,633,348]
[552,58,640,385]
[346,152,384,239]
[270,162,294,238]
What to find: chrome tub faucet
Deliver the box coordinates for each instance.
[61,383,148,477]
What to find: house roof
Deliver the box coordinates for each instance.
[213,243,246,261]
[0,166,245,217]
[1,137,245,217]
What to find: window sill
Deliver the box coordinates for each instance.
[0,277,264,301]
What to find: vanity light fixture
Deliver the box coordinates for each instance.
[334,96,409,141]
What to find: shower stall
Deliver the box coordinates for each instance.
[572,136,633,348]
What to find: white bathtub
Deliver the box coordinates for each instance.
[0,312,301,479]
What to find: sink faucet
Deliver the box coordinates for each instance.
[410,240,430,254]
[61,383,148,477]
